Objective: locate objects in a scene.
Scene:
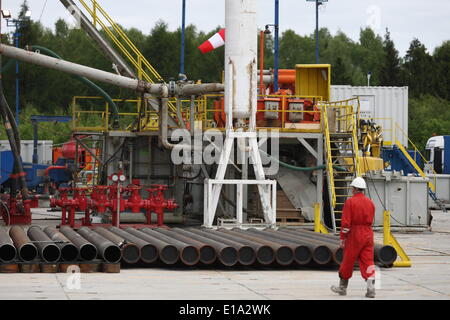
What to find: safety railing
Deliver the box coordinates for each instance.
[77,0,178,115]
[320,102,336,207]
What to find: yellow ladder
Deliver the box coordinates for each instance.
[322,98,361,233]
[77,0,179,117]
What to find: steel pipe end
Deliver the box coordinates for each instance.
[19,244,38,262]
[238,246,256,266]
[80,243,97,261]
[42,244,61,263]
[140,244,158,264]
[256,245,275,265]
[313,245,332,265]
[218,247,238,267]
[335,248,344,264]
[0,244,17,263]
[103,245,122,264]
[122,243,140,264]
[377,245,398,266]
[295,245,313,265]
[180,246,200,266]
[199,245,217,265]
[61,244,79,262]
[276,246,294,266]
[160,245,179,265]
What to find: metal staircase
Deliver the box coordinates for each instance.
[322,98,361,233]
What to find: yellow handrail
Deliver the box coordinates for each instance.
[321,102,336,207]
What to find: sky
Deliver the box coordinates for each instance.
[1,0,449,56]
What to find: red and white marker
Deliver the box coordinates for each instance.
[198,28,225,54]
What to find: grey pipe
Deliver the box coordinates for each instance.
[43,227,79,262]
[125,228,179,265]
[140,228,200,266]
[94,227,140,264]
[27,226,61,263]
[0,227,17,263]
[108,226,158,263]
[77,227,122,263]
[186,228,256,266]
[60,226,97,261]
[216,228,275,265]
[153,228,216,265]
[9,226,38,262]
[172,228,238,267]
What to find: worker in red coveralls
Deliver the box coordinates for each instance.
[331,177,376,298]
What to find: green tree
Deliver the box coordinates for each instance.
[380,28,402,86]
[433,41,450,100]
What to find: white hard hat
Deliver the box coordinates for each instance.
[350,177,367,189]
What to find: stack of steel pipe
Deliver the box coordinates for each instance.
[77,227,122,263]
[9,226,38,262]
[125,227,179,265]
[60,226,97,261]
[43,227,79,262]
[109,227,158,264]
[216,228,295,266]
[140,228,200,266]
[94,227,140,264]
[0,227,17,263]
[279,228,398,266]
[27,226,61,263]
[153,228,216,265]
[172,228,239,266]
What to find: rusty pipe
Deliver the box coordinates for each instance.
[9,226,38,262]
[77,227,122,263]
[140,228,200,266]
[259,229,337,265]
[234,228,315,265]
[153,228,216,265]
[125,228,179,265]
[43,226,79,262]
[94,227,140,264]
[172,228,238,267]
[27,226,61,263]
[216,228,275,265]
[0,227,17,263]
[108,226,158,264]
[60,226,97,261]
[186,228,256,266]
[219,228,294,266]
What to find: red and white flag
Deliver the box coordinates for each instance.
[198,28,225,54]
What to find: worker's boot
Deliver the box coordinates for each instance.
[330,278,348,296]
[365,279,376,298]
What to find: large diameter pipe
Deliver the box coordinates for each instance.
[108,226,158,264]
[94,227,140,264]
[140,228,200,266]
[172,228,238,267]
[27,226,61,263]
[77,227,122,263]
[186,228,256,266]
[216,228,275,265]
[260,229,337,265]
[280,228,397,266]
[60,226,97,261]
[43,227,79,262]
[125,228,179,265]
[9,226,38,262]
[153,228,216,265]
[225,0,257,119]
[219,229,294,266]
[0,227,17,263]
[234,228,315,265]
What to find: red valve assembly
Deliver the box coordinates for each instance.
[50,180,178,228]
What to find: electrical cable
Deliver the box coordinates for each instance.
[39,0,49,22]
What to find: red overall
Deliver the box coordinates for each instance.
[339,192,376,280]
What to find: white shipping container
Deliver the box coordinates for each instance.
[331,85,409,147]
[0,140,53,164]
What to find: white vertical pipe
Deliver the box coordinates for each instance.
[225,0,257,120]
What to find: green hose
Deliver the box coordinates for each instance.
[29,45,120,128]
[259,149,348,172]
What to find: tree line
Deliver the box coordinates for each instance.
[0,1,449,150]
